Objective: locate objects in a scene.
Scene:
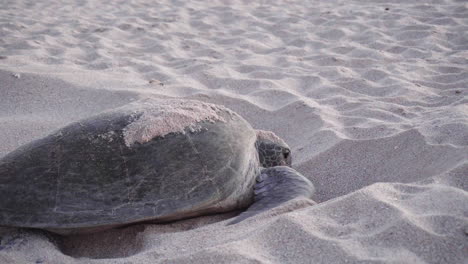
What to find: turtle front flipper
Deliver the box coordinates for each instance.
[229,166,315,224]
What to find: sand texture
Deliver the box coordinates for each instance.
[0,0,467,263]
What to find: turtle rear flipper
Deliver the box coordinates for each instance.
[229,166,315,224]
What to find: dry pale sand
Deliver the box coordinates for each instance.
[0,0,467,263]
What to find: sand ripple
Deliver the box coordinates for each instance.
[0,0,466,263]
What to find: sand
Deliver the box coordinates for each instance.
[0,0,467,263]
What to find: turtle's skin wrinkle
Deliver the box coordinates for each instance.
[256,140,292,168]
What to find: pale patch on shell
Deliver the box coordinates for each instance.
[98,131,116,142]
[121,99,232,147]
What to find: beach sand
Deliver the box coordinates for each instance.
[0,0,467,263]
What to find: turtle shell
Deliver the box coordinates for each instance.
[0,99,260,234]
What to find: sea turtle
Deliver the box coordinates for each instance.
[0,99,314,235]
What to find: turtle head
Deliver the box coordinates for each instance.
[255,130,292,168]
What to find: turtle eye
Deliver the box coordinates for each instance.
[283,149,290,159]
